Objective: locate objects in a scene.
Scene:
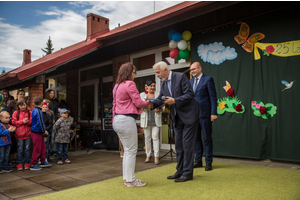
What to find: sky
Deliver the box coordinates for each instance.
[0,1,182,72]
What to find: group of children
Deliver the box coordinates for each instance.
[0,95,74,173]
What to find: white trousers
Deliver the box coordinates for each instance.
[113,115,137,182]
[144,126,160,158]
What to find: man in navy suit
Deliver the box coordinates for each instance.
[190,62,217,171]
[152,61,201,182]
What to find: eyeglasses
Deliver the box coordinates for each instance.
[132,71,137,75]
[190,68,198,71]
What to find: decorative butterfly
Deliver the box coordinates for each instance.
[234,22,265,53]
[281,80,295,92]
[223,81,231,92]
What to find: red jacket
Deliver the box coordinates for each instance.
[12,110,32,140]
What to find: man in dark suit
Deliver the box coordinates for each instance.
[152,61,201,182]
[190,62,217,171]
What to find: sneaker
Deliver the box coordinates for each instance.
[40,161,52,168]
[64,159,71,164]
[3,168,12,173]
[17,164,23,171]
[37,160,41,165]
[30,164,42,171]
[24,163,31,170]
[126,179,146,187]
[8,163,15,168]
[57,160,63,165]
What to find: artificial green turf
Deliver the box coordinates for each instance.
[28,162,300,200]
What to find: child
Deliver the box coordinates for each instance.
[0,111,16,173]
[53,108,73,165]
[30,96,51,170]
[42,102,53,162]
[12,100,32,170]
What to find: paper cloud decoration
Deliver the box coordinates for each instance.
[197,42,237,65]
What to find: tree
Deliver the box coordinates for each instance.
[41,36,54,56]
[1,68,5,74]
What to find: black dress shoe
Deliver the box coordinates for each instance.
[167,173,182,179]
[193,162,203,168]
[205,163,212,171]
[174,175,193,182]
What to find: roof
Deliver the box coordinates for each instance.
[0,1,208,87]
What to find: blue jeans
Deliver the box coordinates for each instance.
[56,143,69,162]
[0,145,11,170]
[16,139,31,164]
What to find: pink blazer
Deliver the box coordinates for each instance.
[112,80,149,120]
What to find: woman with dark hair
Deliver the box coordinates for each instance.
[45,89,59,157]
[45,89,59,121]
[112,62,152,187]
[140,79,164,165]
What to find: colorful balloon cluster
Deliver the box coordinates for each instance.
[168,30,192,60]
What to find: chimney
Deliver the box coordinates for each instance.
[87,13,109,40]
[22,49,31,66]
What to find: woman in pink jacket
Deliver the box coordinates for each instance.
[113,62,152,187]
[12,99,32,170]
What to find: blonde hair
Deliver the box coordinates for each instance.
[0,111,10,118]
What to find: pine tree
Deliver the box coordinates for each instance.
[1,68,5,74]
[41,36,54,56]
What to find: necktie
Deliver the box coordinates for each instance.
[193,78,199,92]
[167,80,172,96]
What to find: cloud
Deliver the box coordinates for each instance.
[0,2,182,71]
[197,42,237,65]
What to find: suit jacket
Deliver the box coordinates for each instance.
[154,71,201,126]
[140,92,164,128]
[190,74,217,118]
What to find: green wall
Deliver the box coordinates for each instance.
[190,5,300,162]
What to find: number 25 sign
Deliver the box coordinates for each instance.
[254,40,300,60]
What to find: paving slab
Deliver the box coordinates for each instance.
[28,173,67,184]
[12,169,50,179]
[0,173,21,183]
[40,177,86,191]
[0,179,35,191]
[0,193,10,200]
[1,183,52,199]
[58,169,114,183]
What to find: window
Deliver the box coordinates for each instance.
[80,64,112,82]
[79,61,113,122]
[80,85,95,121]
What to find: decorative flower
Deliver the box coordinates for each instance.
[265,45,275,54]
[219,102,226,110]
[144,91,148,94]
[226,88,234,97]
[259,106,267,114]
[251,101,257,106]
[235,104,243,112]
[256,104,261,109]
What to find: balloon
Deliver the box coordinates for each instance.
[175,55,181,60]
[177,40,187,50]
[182,30,192,41]
[168,46,173,51]
[172,32,181,42]
[169,40,178,49]
[168,30,177,40]
[169,48,179,59]
[187,41,191,51]
[179,49,189,59]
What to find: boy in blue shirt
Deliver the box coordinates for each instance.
[0,111,16,173]
[30,96,51,170]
